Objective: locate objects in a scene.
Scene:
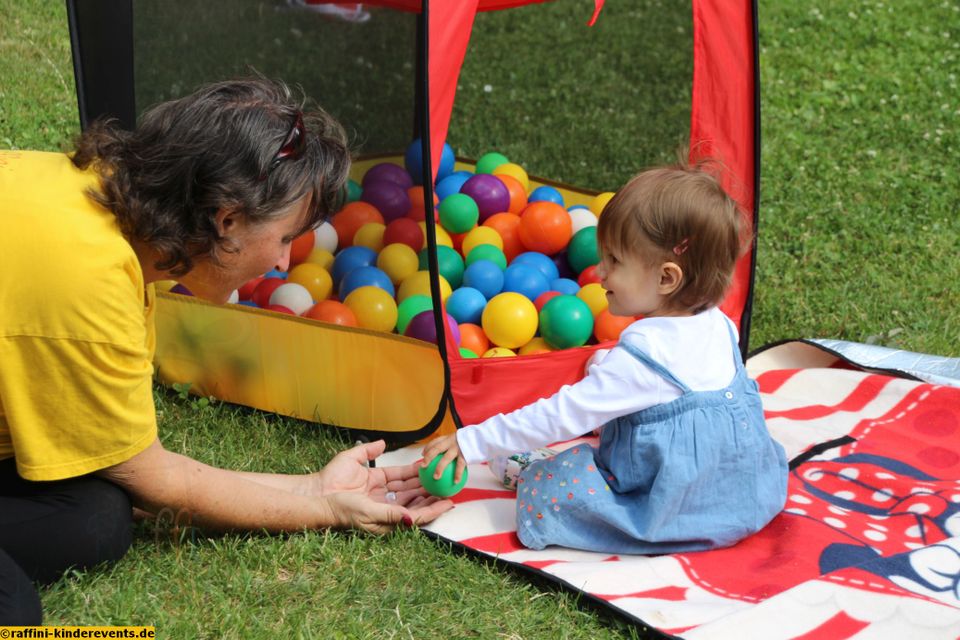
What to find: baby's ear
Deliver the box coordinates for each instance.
[658,262,684,295]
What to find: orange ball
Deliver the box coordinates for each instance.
[406,186,439,222]
[458,322,490,358]
[495,173,528,214]
[594,309,636,343]
[331,201,384,249]
[303,300,358,327]
[289,231,315,267]
[518,201,572,255]
[483,212,524,261]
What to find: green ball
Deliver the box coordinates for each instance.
[418,455,468,497]
[465,244,508,270]
[418,245,465,289]
[438,193,479,234]
[475,152,510,175]
[396,294,433,334]
[346,178,362,203]
[539,295,594,349]
[567,226,600,274]
[459,347,479,358]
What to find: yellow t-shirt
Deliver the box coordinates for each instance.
[0,150,157,481]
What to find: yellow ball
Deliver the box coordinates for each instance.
[481,292,538,349]
[461,226,503,257]
[518,337,557,356]
[493,163,529,192]
[287,262,333,301]
[397,271,452,303]
[376,243,420,285]
[577,282,609,317]
[482,347,517,358]
[155,279,177,293]
[353,222,386,253]
[305,248,335,271]
[590,192,615,217]
[417,221,453,250]
[344,286,398,332]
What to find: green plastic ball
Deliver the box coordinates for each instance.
[475,152,510,175]
[438,193,479,234]
[459,347,479,358]
[346,178,362,203]
[465,244,508,270]
[418,245,465,289]
[539,295,594,349]
[567,226,600,274]
[418,455,468,498]
[396,294,433,334]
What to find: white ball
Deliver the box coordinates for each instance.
[314,221,339,253]
[269,282,314,315]
[227,289,240,304]
[569,208,599,236]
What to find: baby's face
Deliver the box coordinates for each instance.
[596,248,668,318]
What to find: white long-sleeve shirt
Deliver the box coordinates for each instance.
[456,307,740,463]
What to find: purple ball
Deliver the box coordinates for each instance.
[460,174,510,222]
[361,180,411,222]
[362,162,414,190]
[169,283,193,296]
[404,310,461,346]
[551,250,577,280]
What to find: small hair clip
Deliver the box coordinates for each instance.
[673,238,690,256]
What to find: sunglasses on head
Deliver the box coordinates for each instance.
[258,112,305,182]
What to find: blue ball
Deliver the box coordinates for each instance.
[446,287,487,325]
[511,251,560,282]
[404,139,456,185]
[238,300,259,308]
[550,277,581,296]
[502,263,551,301]
[435,171,473,202]
[339,265,396,300]
[462,259,505,300]
[528,185,565,207]
[331,245,377,286]
[264,268,288,280]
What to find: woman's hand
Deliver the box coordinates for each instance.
[420,434,467,484]
[311,440,427,503]
[323,491,453,535]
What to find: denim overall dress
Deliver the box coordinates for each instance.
[515,322,788,554]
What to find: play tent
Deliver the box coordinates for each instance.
[67,0,758,443]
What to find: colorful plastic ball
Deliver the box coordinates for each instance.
[418,245,465,289]
[518,201,573,255]
[446,286,487,325]
[331,245,377,286]
[353,221,386,253]
[551,250,577,280]
[377,243,420,284]
[362,162,413,190]
[269,282,314,316]
[459,347,479,359]
[483,347,516,358]
[462,259,505,300]
[313,222,339,253]
[567,226,600,274]
[475,151,509,175]
[287,262,333,301]
[438,193,479,234]
[251,277,286,308]
[458,323,489,357]
[483,212,524,261]
[346,179,362,203]
[289,231,315,267]
[577,264,602,287]
[577,282,609,317]
[502,263,550,302]
[264,268,288,280]
[550,277,580,296]
[569,207,599,236]
[590,191,616,217]
[238,300,258,308]
[169,283,193,296]
[511,251,559,282]
[460,174,510,222]
[266,304,296,315]
[418,454,468,498]
[435,171,472,202]
[540,295,594,349]
[238,276,265,301]
[494,173,528,215]
[519,337,557,356]
[344,286,398,332]
[528,185,564,207]
[595,309,636,343]
[305,248,335,271]
[406,186,439,222]
[304,299,358,326]
[361,180,411,222]
[493,162,529,191]
[396,294,433,334]
[405,310,460,346]
[481,292,538,349]
[397,271,452,303]
[534,290,562,312]
[461,225,503,257]
[465,244,507,270]
[404,138,455,185]
[382,218,424,253]
[331,201,384,248]
[418,221,453,249]
[339,265,395,300]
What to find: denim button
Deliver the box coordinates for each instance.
[724,391,734,399]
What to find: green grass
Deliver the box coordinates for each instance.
[2,0,959,636]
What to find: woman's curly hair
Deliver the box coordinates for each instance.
[71,78,350,276]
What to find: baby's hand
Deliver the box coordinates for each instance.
[420,434,467,483]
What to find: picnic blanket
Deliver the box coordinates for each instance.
[380,340,960,638]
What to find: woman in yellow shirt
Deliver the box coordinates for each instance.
[0,78,451,624]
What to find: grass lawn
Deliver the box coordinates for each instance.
[1,0,958,637]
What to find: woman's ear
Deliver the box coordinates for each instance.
[658,262,684,295]
[214,208,242,238]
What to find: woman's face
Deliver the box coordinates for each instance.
[178,194,312,304]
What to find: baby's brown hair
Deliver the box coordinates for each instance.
[597,161,746,314]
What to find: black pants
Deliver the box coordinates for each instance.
[0,458,133,624]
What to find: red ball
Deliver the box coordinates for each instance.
[383,217,425,253]
[518,201,572,255]
[251,277,286,308]
[495,173,528,214]
[406,186,439,222]
[303,300,358,327]
[238,276,265,301]
[534,290,562,313]
[289,231,315,267]
[577,264,602,287]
